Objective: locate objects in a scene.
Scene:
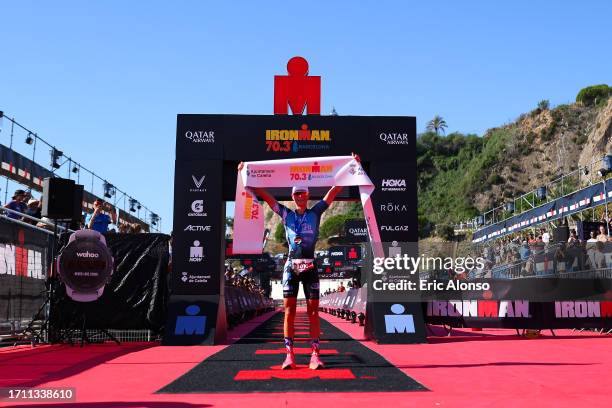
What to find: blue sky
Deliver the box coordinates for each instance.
[1,1,610,232]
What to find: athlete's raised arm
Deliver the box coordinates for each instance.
[323,153,361,206]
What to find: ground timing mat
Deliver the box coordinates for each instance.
[157,311,426,393]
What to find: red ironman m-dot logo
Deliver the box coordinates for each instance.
[274,57,321,115]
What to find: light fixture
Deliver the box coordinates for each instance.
[505,202,515,212]
[536,186,547,200]
[103,181,115,198]
[137,203,141,210]
[25,133,34,145]
[0,111,3,118]
[150,213,159,226]
[72,165,79,173]
[129,198,137,212]
[50,148,63,169]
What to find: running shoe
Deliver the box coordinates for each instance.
[309,353,324,370]
[282,352,296,370]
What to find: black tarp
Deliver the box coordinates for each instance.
[52,233,170,332]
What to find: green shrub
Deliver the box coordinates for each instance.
[435,225,455,241]
[576,84,611,106]
[487,173,504,185]
[538,100,550,110]
[274,223,285,243]
[320,214,350,239]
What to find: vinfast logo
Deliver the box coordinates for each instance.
[379,203,408,212]
[190,175,206,193]
[379,132,409,145]
[185,130,215,143]
[188,200,207,217]
[76,251,99,258]
[381,225,409,232]
[381,179,407,192]
[265,124,331,153]
[184,225,212,232]
[427,300,530,318]
[242,191,260,220]
[289,162,333,181]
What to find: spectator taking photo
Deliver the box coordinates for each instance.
[85,199,117,234]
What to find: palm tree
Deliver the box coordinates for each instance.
[426,115,448,135]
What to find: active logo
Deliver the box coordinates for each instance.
[265,124,331,153]
[184,225,212,232]
[381,179,407,192]
[185,130,215,144]
[379,132,409,145]
[189,240,203,262]
[384,304,415,333]
[189,200,207,217]
[175,305,206,335]
[190,175,206,192]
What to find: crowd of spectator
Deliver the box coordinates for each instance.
[322,277,362,296]
[224,265,265,296]
[466,223,612,279]
[2,189,148,234]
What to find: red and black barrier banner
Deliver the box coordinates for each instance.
[320,279,612,330]
[0,218,50,327]
[169,113,423,345]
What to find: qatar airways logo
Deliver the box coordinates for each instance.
[185,130,215,143]
[76,251,99,258]
[379,132,409,145]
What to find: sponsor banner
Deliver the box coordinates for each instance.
[175,114,416,162]
[0,218,50,324]
[473,178,612,243]
[172,159,224,295]
[233,156,383,256]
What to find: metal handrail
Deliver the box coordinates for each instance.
[0,206,74,234]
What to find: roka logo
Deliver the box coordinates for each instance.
[76,251,99,258]
[381,179,407,192]
[379,203,408,212]
[188,200,207,217]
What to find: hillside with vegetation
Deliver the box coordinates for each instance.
[417,84,612,236]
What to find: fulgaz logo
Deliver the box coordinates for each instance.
[265,124,331,153]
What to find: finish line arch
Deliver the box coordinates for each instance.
[163,113,425,345]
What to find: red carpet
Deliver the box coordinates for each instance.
[0,308,610,407]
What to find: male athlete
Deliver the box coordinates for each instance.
[238,154,359,369]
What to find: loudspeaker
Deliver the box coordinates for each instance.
[42,177,83,220]
[552,226,569,243]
